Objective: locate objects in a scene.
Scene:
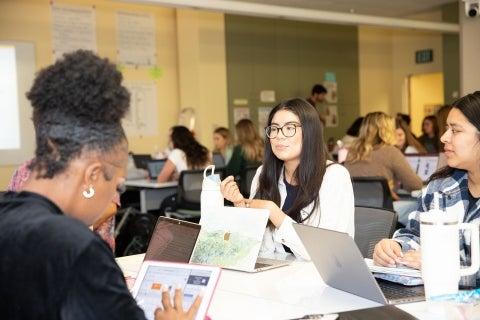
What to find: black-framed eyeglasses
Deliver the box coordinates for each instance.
[265,123,302,139]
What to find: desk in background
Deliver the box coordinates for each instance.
[115,254,450,320]
[124,180,177,213]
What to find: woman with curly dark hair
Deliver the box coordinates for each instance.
[157,125,210,182]
[0,50,200,319]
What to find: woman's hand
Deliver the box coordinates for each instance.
[154,285,203,320]
[220,176,245,205]
[372,239,403,267]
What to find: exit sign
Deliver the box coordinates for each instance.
[415,49,433,64]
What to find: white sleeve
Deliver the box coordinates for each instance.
[319,164,355,238]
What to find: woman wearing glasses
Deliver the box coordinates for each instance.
[220,98,355,260]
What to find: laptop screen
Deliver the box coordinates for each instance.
[146,159,166,179]
[144,217,201,263]
[132,154,153,170]
[404,153,439,182]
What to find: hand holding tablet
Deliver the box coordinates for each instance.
[131,261,221,320]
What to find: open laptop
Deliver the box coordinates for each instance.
[404,153,439,183]
[146,159,166,179]
[132,154,153,170]
[145,210,290,272]
[293,224,425,305]
[144,217,201,263]
[191,206,290,272]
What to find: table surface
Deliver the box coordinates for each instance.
[115,254,472,320]
[125,179,178,189]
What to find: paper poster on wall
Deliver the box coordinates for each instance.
[258,107,272,138]
[51,3,97,61]
[122,81,158,137]
[116,11,156,67]
[233,107,250,125]
[324,81,338,103]
[325,105,338,128]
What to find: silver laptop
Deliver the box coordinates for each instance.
[192,206,291,272]
[404,153,439,183]
[293,224,425,304]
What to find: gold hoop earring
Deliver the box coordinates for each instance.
[82,185,95,199]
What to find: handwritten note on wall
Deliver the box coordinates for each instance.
[116,11,156,67]
[51,3,96,61]
[122,81,158,137]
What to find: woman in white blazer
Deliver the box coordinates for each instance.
[220,98,355,260]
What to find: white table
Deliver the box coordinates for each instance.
[124,180,177,213]
[116,254,468,320]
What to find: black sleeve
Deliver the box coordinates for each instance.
[60,239,148,320]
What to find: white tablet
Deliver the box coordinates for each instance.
[131,261,221,320]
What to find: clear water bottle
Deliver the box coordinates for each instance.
[200,165,224,217]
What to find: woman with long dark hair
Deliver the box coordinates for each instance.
[374,91,480,288]
[157,125,210,182]
[220,98,354,259]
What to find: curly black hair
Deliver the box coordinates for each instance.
[26,50,130,178]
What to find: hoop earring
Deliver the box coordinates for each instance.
[82,185,95,199]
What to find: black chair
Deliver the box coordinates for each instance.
[351,176,394,210]
[164,169,204,222]
[354,206,398,259]
[239,165,260,198]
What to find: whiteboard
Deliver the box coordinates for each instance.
[0,41,36,166]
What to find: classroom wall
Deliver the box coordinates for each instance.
[224,15,360,142]
[0,0,459,188]
[0,0,228,188]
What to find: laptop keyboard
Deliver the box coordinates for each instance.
[377,279,425,299]
[254,262,271,269]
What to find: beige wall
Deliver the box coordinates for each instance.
[358,11,445,119]
[0,0,228,188]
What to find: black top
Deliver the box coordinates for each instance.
[0,191,146,320]
[281,176,299,253]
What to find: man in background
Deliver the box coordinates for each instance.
[306,84,328,126]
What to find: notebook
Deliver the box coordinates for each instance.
[132,154,153,170]
[146,159,166,179]
[131,260,221,320]
[293,224,425,305]
[404,153,439,183]
[192,206,290,272]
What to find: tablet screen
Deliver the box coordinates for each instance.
[131,261,221,320]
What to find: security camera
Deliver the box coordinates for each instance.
[464,0,480,17]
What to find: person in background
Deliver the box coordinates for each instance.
[341,116,364,149]
[418,115,440,153]
[343,112,423,226]
[157,125,210,182]
[213,126,234,165]
[8,158,120,251]
[395,118,427,154]
[225,119,264,179]
[373,91,480,288]
[396,113,417,139]
[220,98,354,260]
[306,84,328,126]
[0,50,200,319]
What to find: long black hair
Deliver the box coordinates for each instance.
[255,98,329,223]
[429,91,480,182]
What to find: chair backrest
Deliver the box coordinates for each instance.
[176,169,204,210]
[351,176,394,210]
[354,206,398,259]
[240,165,259,198]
